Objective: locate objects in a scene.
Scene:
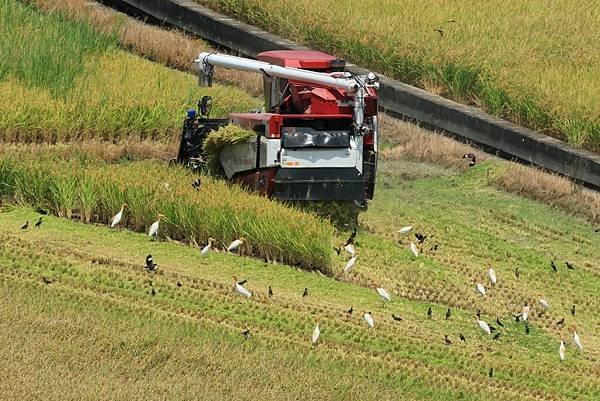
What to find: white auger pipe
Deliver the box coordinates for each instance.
[195,52,360,92]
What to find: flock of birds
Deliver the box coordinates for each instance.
[19,164,591,379]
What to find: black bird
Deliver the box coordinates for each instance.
[446,19,457,23]
[492,332,501,340]
[489,368,494,378]
[20,221,28,230]
[525,324,530,334]
[556,318,564,326]
[242,328,251,339]
[35,207,48,215]
[344,227,357,246]
[429,244,438,251]
[35,217,43,228]
[496,318,504,328]
[42,277,52,285]
[391,314,403,322]
[551,260,557,272]
[347,307,353,315]
[415,233,427,244]
[149,287,156,296]
[462,153,476,166]
[513,313,522,322]
[145,254,158,271]
[476,309,481,319]
[459,333,466,342]
[268,286,273,298]
[176,281,182,288]
[444,335,452,345]
[445,308,451,320]
[191,178,201,191]
[594,228,599,232]
[571,305,576,316]
[237,279,248,286]
[515,267,520,279]
[302,288,309,297]
[333,246,341,255]
[565,261,575,270]
[427,306,432,318]
[489,325,497,333]
[433,28,444,37]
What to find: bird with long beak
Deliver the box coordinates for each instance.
[363,312,374,329]
[312,323,320,346]
[522,303,531,321]
[110,203,128,228]
[559,340,566,362]
[343,243,356,257]
[398,225,413,235]
[410,242,419,258]
[477,318,491,335]
[343,253,358,273]
[572,327,583,352]
[227,237,245,253]
[375,286,391,306]
[538,298,550,312]
[148,213,164,239]
[200,238,216,256]
[233,275,251,298]
[487,267,497,286]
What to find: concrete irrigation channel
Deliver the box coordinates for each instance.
[104,0,600,189]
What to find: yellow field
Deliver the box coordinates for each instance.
[196,0,600,149]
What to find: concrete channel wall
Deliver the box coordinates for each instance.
[110,0,600,188]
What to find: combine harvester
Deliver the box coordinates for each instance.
[176,50,380,210]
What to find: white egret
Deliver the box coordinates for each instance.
[477,318,491,335]
[573,328,583,352]
[487,267,497,286]
[148,213,164,239]
[344,243,356,257]
[227,237,245,252]
[343,254,358,273]
[559,340,565,362]
[539,298,549,311]
[110,203,128,228]
[363,312,374,329]
[410,242,419,258]
[376,287,391,305]
[398,225,413,235]
[312,323,320,346]
[200,238,215,256]
[232,275,251,298]
[476,283,486,296]
[522,304,530,321]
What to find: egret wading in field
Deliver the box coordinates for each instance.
[476,283,486,296]
[477,318,491,335]
[376,287,391,306]
[200,238,216,256]
[233,275,251,298]
[363,312,374,329]
[487,267,497,286]
[148,214,164,240]
[344,243,356,257]
[410,242,419,258]
[344,254,358,273]
[559,340,566,362]
[228,238,245,253]
[398,225,413,235]
[312,323,320,346]
[110,203,128,228]
[522,303,531,321]
[572,327,583,352]
[538,298,550,312]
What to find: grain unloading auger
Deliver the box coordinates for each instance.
[175,50,379,208]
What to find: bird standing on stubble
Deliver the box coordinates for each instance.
[35,217,43,228]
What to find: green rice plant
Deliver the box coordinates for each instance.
[0,149,334,271]
[78,177,97,223]
[203,124,256,174]
[50,175,78,219]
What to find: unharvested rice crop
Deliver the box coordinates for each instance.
[195,0,600,151]
[0,148,334,270]
[0,0,259,142]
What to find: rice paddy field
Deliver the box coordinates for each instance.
[1,1,600,399]
[0,0,259,142]
[195,0,600,151]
